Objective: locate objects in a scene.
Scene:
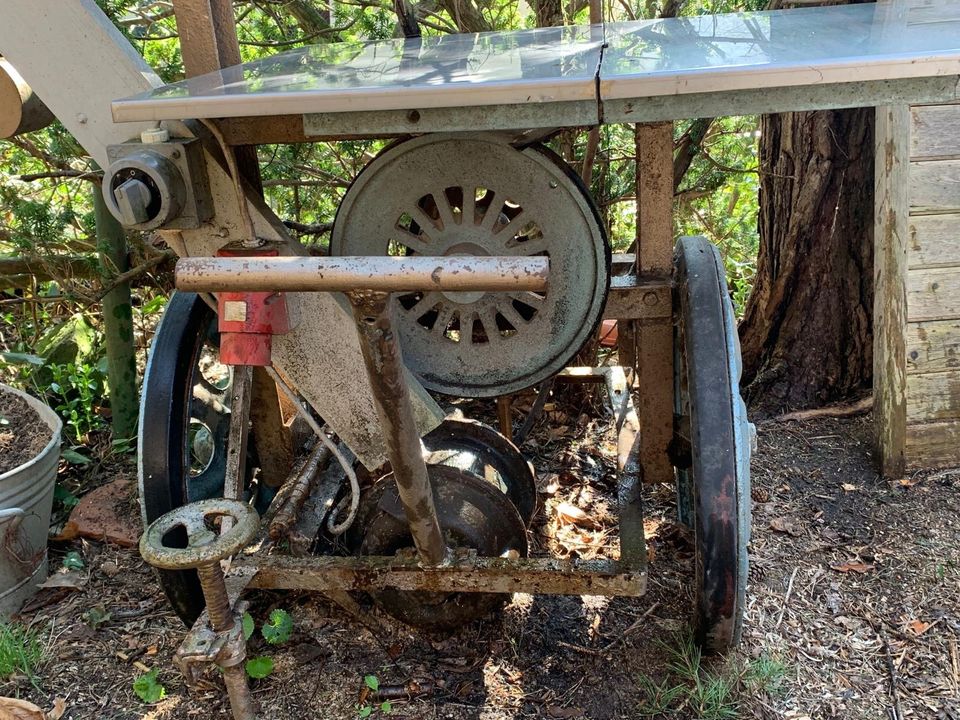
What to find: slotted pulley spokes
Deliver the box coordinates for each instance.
[423,417,537,525]
[331,134,610,397]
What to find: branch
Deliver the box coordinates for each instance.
[673,117,714,192]
[394,0,422,37]
[96,249,175,300]
[19,169,102,184]
[283,220,333,235]
[6,136,82,174]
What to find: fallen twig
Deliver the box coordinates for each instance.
[766,395,873,424]
[880,629,904,720]
[775,566,799,629]
[601,601,660,652]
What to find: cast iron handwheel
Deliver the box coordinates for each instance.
[672,236,751,653]
[138,291,263,624]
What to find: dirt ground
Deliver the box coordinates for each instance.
[0,388,50,474]
[2,411,959,720]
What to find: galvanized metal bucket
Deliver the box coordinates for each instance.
[0,383,61,616]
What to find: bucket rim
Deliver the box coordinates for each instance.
[0,382,63,482]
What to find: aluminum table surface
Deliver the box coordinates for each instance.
[111,1,960,127]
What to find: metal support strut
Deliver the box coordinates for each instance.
[345,290,448,566]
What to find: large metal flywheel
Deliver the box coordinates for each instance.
[331,134,610,397]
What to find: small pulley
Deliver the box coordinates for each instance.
[346,465,528,631]
[423,417,537,524]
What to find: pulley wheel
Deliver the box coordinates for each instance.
[424,417,537,524]
[138,291,267,624]
[672,236,751,653]
[331,134,610,397]
[346,465,528,631]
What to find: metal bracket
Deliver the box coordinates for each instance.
[175,600,249,686]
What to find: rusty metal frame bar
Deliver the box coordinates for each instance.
[175,255,549,293]
[238,552,645,597]
[346,289,448,566]
[556,366,645,571]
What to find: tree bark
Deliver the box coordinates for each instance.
[738,106,874,414]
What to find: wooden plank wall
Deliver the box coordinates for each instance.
[901,100,960,469]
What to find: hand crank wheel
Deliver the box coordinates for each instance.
[138,291,265,624]
[331,134,610,397]
[672,236,751,652]
[346,464,528,631]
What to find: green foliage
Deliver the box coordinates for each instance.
[357,675,392,717]
[636,633,787,718]
[261,608,293,645]
[245,656,275,679]
[82,604,112,629]
[132,667,166,703]
[0,621,44,680]
[242,611,255,641]
[45,359,109,441]
[62,550,84,570]
[741,655,787,695]
[53,484,80,508]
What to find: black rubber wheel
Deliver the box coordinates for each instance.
[672,236,751,653]
[138,291,265,625]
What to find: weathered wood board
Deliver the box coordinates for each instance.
[910,159,960,213]
[906,370,960,423]
[879,98,960,472]
[911,104,960,159]
[908,213,960,269]
[906,319,960,375]
[905,419,960,470]
[906,266,960,321]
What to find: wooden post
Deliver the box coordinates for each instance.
[627,122,675,485]
[873,104,909,477]
[172,0,262,193]
[93,180,139,439]
[0,58,53,138]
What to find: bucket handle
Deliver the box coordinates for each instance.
[0,507,25,524]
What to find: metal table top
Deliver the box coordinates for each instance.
[112,1,960,128]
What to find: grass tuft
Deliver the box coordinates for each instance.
[636,631,787,718]
[0,621,45,680]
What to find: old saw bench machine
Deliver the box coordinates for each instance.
[4,1,960,716]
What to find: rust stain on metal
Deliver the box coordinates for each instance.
[345,290,448,566]
[241,554,646,597]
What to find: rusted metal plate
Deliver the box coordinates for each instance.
[242,553,646,597]
[249,367,294,488]
[602,275,671,321]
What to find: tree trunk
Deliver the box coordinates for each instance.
[738,106,874,414]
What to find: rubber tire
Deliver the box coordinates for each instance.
[138,291,219,625]
[673,236,750,653]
